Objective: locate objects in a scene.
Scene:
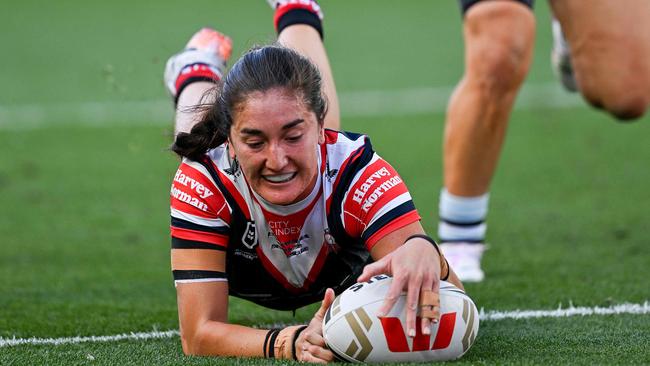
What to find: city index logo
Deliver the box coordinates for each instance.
[379,313,457,352]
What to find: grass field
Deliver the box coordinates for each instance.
[1,1,649,365]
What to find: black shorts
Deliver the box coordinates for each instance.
[459,0,534,15]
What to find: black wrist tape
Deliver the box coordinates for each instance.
[264,329,280,358]
[277,8,323,39]
[291,325,308,360]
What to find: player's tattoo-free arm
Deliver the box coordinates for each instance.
[174,250,307,359]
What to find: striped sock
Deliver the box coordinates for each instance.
[273,0,324,39]
[437,188,489,243]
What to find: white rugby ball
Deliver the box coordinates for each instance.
[322,275,478,363]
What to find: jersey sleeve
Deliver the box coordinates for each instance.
[170,160,230,284]
[341,154,421,250]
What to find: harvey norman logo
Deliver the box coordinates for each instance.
[351,167,403,212]
[174,170,214,199]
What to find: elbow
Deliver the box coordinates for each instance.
[180,326,214,356]
[180,330,199,356]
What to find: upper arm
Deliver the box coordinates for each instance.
[170,161,231,343]
[341,155,421,250]
[171,160,231,283]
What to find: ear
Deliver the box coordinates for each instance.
[318,124,326,145]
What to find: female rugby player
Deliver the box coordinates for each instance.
[165,1,464,362]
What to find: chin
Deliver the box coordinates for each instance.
[258,189,300,205]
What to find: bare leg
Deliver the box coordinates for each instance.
[278,25,340,130]
[549,0,650,120]
[439,0,535,282]
[175,81,216,135]
[445,1,535,195]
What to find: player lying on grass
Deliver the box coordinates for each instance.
[165,1,465,362]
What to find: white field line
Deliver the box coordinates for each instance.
[1,302,647,348]
[0,82,583,131]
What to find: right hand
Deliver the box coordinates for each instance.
[295,288,336,363]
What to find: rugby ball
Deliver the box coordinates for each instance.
[322,275,479,363]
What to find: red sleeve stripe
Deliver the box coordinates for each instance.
[171,227,228,247]
[363,204,420,250]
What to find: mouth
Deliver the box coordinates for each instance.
[262,172,297,184]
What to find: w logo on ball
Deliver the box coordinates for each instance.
[380,313,457,352]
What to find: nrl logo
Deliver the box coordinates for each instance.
[225,157,241,176]
[325,160,338,181]
[241,221,257,249]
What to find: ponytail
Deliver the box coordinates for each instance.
[171,85,230,161]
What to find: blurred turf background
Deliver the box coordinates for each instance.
[1,1,649,364]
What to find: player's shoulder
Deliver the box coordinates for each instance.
[324,129,370,147]
[324,129,374,167]
[170,145,232,212]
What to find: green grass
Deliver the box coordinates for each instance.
[1,0,649,364]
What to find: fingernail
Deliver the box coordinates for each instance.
[376,311,385,318]
[423,327,430,335]
[433,318,438,324]
[408,329,415,337]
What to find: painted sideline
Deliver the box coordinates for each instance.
[1,302,647,348]
[0,82,583,131]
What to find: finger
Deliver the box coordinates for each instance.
[307,344,335,362]
[432,278,441,322]
[305,330,327,348]
[315,288,336,320]
[300,347,329,364]
[420,274,434,335]
[376,274,405,318]
[357,257,388,282]
[405,274,423,338]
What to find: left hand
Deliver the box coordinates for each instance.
[357,237,442,337]
[295,288,336,363]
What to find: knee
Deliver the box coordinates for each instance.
[464,2,536,96]
[581,76,650,121]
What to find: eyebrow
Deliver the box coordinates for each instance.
[239,119,305,135]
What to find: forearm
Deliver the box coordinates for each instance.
[181,321,268,357]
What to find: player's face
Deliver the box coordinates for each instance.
[229,88,325,205]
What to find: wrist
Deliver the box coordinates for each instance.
[405,234,450,281]
[266,325,307,360]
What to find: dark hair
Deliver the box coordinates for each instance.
[172,44,328,161]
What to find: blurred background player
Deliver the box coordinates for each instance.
[438,0,650,282]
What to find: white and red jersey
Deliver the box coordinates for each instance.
[170,130,420,310]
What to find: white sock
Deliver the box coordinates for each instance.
[437,188,489,243]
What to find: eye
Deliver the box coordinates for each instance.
[286,134,302,143]
[245,141,264,149]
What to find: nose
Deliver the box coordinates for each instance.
[265,143,288,171]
